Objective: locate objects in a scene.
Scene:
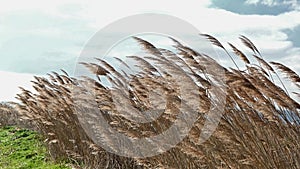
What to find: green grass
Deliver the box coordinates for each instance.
[0,126,71,169]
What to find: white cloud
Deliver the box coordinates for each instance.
[245,0,260,5]
[245,0,278,6]
[0,71,35,102]
[56,0,300,62]
[245,0,300,11]
[0,0,299,101]
[260,0,278,6]
[1,0,299,49]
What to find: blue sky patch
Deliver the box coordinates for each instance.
[210,0,295,15]
[283,25,300,48]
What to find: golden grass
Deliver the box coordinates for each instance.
[5,35,300,168]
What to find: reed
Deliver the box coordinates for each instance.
[7,35,300,168]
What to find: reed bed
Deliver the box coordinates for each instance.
[7,35,300,168]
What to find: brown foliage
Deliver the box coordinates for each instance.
[11,35,300,168]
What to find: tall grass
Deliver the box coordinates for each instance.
[8,35,300,168]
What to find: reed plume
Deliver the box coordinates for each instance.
[4,34,299,169]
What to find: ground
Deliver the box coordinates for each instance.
[0,126,71,169]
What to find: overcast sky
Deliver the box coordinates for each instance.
[0,0,299,101]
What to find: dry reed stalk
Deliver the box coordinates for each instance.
[9,35,300,169]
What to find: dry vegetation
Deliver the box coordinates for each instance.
[3,35,300,168]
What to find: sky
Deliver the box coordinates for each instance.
[0,0,299,101]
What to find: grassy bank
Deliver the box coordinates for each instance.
[0,126,70,169]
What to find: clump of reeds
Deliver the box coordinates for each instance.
[13,35,300,168]
[0,102,36,130]
[0,102,15,126]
